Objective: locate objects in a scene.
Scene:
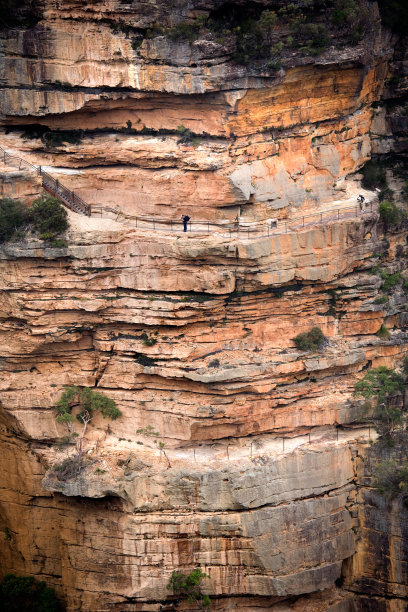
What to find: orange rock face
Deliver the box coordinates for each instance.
[0,1,408,611]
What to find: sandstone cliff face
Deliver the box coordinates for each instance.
[343,445,408,611]
[0,1,408,611]
[0,0,394,220]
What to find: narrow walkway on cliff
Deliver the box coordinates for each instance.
[113,424,377,469]
[1,144,378,239]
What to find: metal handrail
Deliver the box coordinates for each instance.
[91,200,376,238]
[0,144,91,216]
[1,143,376,233]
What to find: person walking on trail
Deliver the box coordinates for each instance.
[181,214,190,232]
[357,194,365,210]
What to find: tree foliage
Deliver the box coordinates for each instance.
[0,196,69,245]
[56,386,121,426]
[378,200,403,228]
[354,366,405,437]
[54,386,121,479]
[293,326,325,352]
[30,196,68,238]
[0,197,29,243]
[167,568,210,610]
[0,573,61,612]
[374,459,408,507]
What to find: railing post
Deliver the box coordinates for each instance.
[320,212,322,224]
[303,216,304,227]
[135,217,137,228]
[355,206,358,217]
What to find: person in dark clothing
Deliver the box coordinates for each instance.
[357,194,365,210]
[182,214,190,232]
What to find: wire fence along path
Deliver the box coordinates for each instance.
[0,145,91,216]
[93,198,376,239]
[1,144,377,236]
[133,424,377,468]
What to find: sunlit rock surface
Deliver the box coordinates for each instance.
[0,1,408,610]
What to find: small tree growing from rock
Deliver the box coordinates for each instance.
[378,200,403,230]
[167,568,210,610]
[293,326,325,352]
[30,195,68,240]
[353,366,405,438]
[136,424,171,467]
[373,459,408,507]
[54,386,121,479]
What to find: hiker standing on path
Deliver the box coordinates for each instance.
[357,194,365,210]
[182,214,190,232]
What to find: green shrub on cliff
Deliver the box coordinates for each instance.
[378,200,403,228]
[354,366,405,438]
[293,326,325,352]
[53,386,122,480]
[167,568,210,609]
[30,196,68,238]
[0,198,29,244]
[0,573,61,612]
[0,196,69,245]
[56,386,121,428]
[374,459,408,506]
[291,21,330,56]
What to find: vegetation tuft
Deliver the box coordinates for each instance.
[0,198,29,243]
[167,568,210,609]
[374,459,408,507]
[376,324,390,339]
[293,326,325,352]
[52,386,121,480]
[0,573,61,612]
[354,365,405,438]
[380,270,403,292]
[378,200,403,228]
[0,196,69,245]
[56,386,121,424]
[354,360,408,505]
[30,196,68,239]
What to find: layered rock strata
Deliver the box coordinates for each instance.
[1,1,408,610]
